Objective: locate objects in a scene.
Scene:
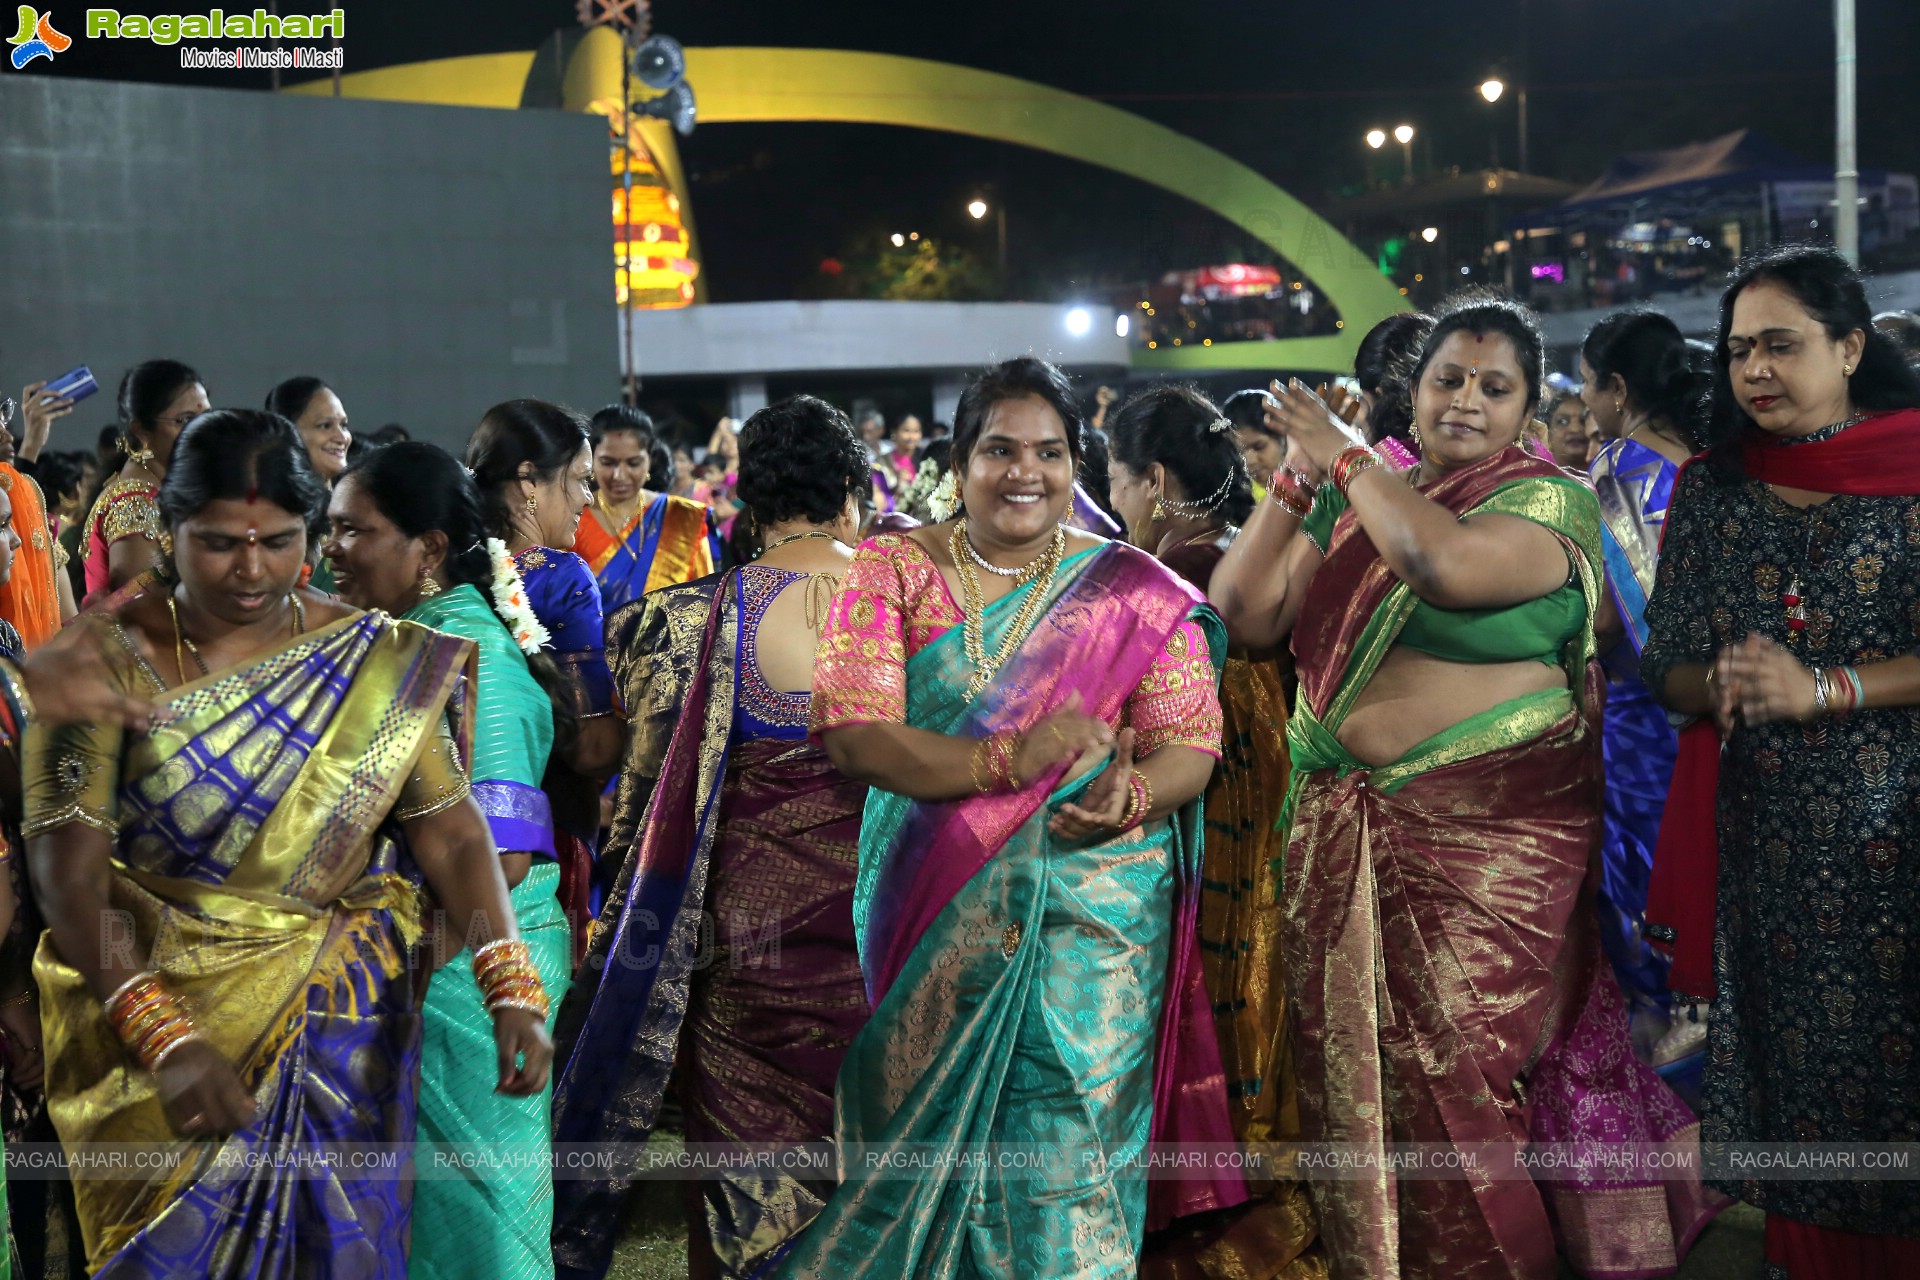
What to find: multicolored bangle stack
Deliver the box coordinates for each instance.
[969,731,1022,795]
[1267,467,1316,518]
[104,971,201,1071]
[1330,445,1383,498]
[1116,769,1154,830]
[473,939,550,1019]
[1812,665,1865,718]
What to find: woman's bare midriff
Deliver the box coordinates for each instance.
[1335,646,1566,767]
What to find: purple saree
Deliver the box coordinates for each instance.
[550,568,870,1280]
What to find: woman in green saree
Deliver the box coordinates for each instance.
[1211,294,1721,1278]
[325,442,569,1280]
[25,410,551,1277]
[780,357,1245,1280]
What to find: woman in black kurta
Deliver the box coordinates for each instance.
[1642,244,1920,1276]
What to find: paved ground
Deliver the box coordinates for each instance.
[609,1191,1768,1279]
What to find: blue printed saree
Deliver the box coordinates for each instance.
[1589,436,1681,1026]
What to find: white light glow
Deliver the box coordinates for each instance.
[1115,314,1130,337]
[1065,307,1093,337]
[1365,129,1387,149]
[1393,124,1415,145]
[1479,78,1505,103]
[1421,226,1439,243]
[890,232,905,247]
[967,199,989,219]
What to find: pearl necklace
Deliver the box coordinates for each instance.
[957,520,1061,581]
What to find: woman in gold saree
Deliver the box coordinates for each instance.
[1212,294,1721,1279]
[1106,384,1322,1279]
[23,411,553,1277]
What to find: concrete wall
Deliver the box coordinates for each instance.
[0,76,616,453]
[620,300,1130,380]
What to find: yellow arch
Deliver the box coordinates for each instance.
[293,41,1404,372]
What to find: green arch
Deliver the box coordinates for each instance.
[294,41,1404,372]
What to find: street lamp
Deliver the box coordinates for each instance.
[890,232,905,248]
[1393,124,1415,183]
[1365,128,1387,150]
[967,193,1008,285]
[1479,78,1504,103]
[1421,226,1439,243]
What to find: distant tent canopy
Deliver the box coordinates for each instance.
[1521,130,1918,247]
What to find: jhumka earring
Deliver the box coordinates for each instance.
[1151,495,1167,522]
[125,438,157,468]
[417,566,442,598]
[525,492,539,514]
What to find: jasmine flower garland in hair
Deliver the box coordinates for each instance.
[485,538,552,655]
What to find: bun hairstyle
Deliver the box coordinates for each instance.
[1355,313,1435,449]
[264,375,332,424]
[158,409,327,532]
[1408,291,1548,415]
[1582,310,1711,449]
[117,359,201,439]
[1705,242,1920,482]
[733,395,869,528]
[465,399,591,542]
[1107,384,1254,526]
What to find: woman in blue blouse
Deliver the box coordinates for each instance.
[468,400,623,963]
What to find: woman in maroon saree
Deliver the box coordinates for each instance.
[550,396,877,1280]
[1212,294,1722,1279]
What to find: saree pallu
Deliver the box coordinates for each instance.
[778,544,1245,1280]
[1589,439,1680,1024]
[0,465,58,647]
[23,610,473,1277]
[572,492,719,615]
[1283,449,1722,1278]
[551,570,869,1280]
[1143,654,1323,1280]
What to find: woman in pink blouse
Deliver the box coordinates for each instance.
[775,356,1246,1280]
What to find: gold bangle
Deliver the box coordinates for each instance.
[0,659,33,729]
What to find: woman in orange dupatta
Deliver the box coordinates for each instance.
[1212,293,1722,1279]
[574,407,719,613]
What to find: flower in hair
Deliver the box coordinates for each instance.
[485,537,551,656]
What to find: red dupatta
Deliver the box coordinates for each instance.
[1645,408,1920,996]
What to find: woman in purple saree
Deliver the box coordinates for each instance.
[552,396,877,1280]
[22,412,553,1277]
[775,358,1244,1280]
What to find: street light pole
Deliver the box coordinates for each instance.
[1517,86,1530,173]
[1834,0,1859,264]
[1394,124,1416,184]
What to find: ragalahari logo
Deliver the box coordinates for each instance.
[8,7,72,67]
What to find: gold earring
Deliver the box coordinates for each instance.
[125,438,156,468]
[1409,422,1422,451]
[1843,364,1854,376]
[1614,397,1625,417]
[1151,496,1167,522]
[525,492,539,514]
[417,567,442,598]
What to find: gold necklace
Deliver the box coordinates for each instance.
[167,593,307,685]
[596,491,642,528]
[949,519,1067,698]
[758,530,838,556]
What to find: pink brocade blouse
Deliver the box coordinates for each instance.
[810,533,1223,757]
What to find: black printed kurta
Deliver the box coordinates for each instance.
[1642,459,1920,1234]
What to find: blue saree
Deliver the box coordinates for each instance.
[1589,437,1681,1026]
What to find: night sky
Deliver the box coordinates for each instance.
[37,0,1920,303]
